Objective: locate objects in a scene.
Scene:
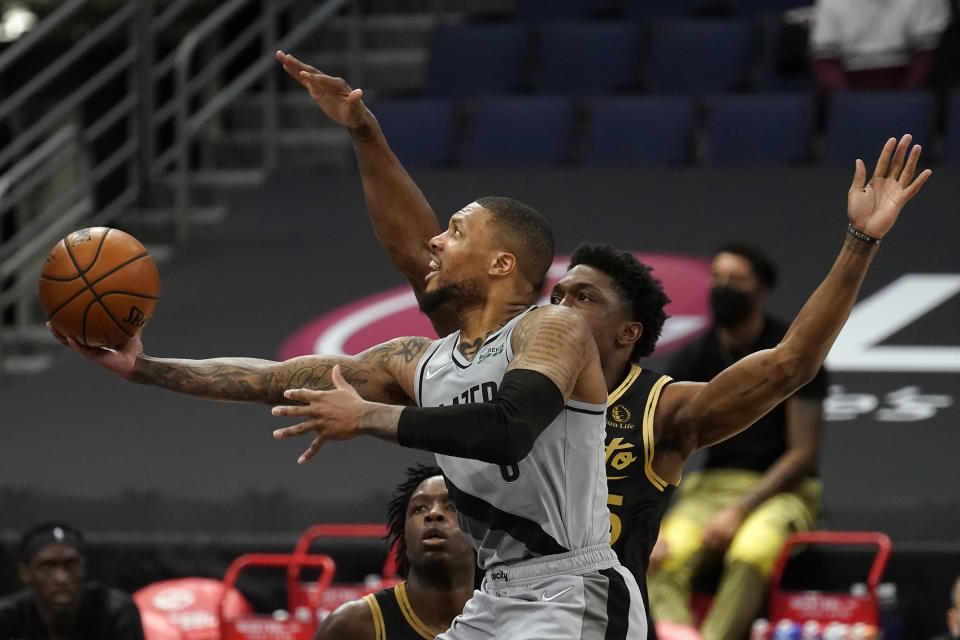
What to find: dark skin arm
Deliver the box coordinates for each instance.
[700,395,822,552]
[271,305,607,462]
[49,328,430,408]
[651,135,931,486]
[313,599,377,640]
[276,51,459,337]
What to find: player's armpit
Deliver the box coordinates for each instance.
[314,598,379,640]
[507,305,604,403]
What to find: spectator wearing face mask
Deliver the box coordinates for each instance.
[647,243,829,640]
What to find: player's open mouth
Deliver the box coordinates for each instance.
[421,527,447,545]
[425,258,441,282]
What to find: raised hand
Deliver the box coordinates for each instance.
[847,134,932,239]
[275,50,369,129]
[47,322,143,379]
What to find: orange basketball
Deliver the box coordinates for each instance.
[39,227,161,348]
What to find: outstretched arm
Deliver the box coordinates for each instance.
[49,327,427,407]
[656,135,931,471]
[276,51,458,336]
[699,394,822,552]
[272,305,607,464]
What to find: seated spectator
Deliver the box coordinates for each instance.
[810,0,951,91]
[648,243,827,640]
[0,522,144,640]
[929,576,960,640]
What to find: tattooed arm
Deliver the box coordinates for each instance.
[508,305,607,405]
[652,135,931,483]
[272,306,608,464]
[51,327,431,406]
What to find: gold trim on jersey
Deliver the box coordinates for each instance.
[643,374,673,491]
[608,364,643,405]
[363,593,386,640]
[394,582,440,640]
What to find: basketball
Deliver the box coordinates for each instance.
[39,227,161,348]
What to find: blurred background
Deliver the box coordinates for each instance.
[0,0,958,637]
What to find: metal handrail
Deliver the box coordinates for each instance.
[170,0,351,238]
[0,0,360,372]
[0,3,136,123]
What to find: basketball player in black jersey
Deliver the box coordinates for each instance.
[315,465,475,640]
[274,50,933,638]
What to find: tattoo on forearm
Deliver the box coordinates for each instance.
[132,336,433,406]
[348,123,377,143]
[132,358,282,404]
[359,404,402,442]
[739,377,770,398]
[843,232,879,256]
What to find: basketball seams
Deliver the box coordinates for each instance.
[46,246,151,321]
[97,291,160,301]
[44,228,158,347]
[96,299,134,340]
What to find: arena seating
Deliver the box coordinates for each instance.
[703,93,813,164]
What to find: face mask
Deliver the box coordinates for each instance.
[710,285,753,327]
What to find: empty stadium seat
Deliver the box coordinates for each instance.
[515,0,617,22]
[425,24,529,96]
[732,0,813,16]
[626,0,727,20]
[534,21,639,95]
[823,92,935,164]
[464,96,574,166]
[583,96,695,165]
[367,99,457,166]
[646,19,755,94]
[945,89,960,164]
[754,13,814,91]
[704,93,812,163]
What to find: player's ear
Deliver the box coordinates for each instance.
[617,321,643,349]
[490,251,517,278]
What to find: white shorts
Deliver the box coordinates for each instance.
[437,544,648,640]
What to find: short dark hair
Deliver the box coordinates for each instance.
[476,196,554,292]
[385,464,444,578]
[19,521,84,563]
[569,243,671,360]
[716,242,778,289]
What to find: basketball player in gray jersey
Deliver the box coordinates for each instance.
[269,50,933,639]
[53,194,651,638]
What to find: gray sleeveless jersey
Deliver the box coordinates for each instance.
[413,307,611,569]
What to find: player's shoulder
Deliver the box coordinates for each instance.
[314,596,378,640]
[518,304,590,332]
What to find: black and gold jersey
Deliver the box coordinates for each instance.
[605,364,677,638]
[361,582,442,640]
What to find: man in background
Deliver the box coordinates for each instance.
[0,522,144,640]
[928,576,960,640]
[648,243,827,640]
